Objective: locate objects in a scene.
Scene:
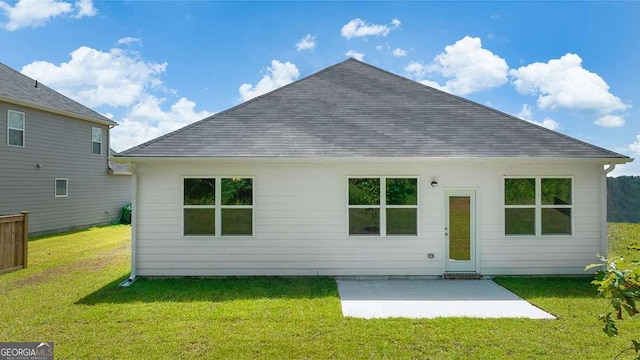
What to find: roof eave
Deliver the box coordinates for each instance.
[111,155,634,165]
[0,95,117,126]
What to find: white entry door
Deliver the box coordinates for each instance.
[445,190,477,272]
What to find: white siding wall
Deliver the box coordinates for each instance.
[134,160,604,276]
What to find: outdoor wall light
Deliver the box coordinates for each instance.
[430,180,438,187]
[36,163,42,169]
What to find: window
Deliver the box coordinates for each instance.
[504,177,572,236]
[92,127,102,155]
[348,177,418,236]
[55,178,68,197]
[7,110,24,147]
[183,177,253,236]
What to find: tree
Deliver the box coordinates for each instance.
[608,176,640,223]
[587,249,640,359]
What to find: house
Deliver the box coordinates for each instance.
[0,62,131,236]
[114,59,632,279]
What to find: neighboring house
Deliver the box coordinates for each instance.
[0,63,131,236]
[115,59,632,279]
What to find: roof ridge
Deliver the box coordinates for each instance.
[119,58,355,154]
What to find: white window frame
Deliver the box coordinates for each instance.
[92,127,102,155]
[55,178,68,198]
[347,176,419,237]
[504,176,573,237]
[182,177,255,238]
[7,110,25,147]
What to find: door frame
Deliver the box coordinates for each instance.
[444,189,479,273]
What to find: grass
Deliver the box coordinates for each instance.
[608,222,640,259]
[1,224,639,359]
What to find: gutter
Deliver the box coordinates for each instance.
[119,163,138,287]
[599,163,617,258]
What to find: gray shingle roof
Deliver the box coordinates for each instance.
[0,62,115,125]
[108,149,131,175]
[119,59,628,160]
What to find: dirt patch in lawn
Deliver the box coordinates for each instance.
[11,244,129,289]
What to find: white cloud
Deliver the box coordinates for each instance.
[404,61,427,78]
[514,104,559,130]
[594,114,625,128]
[117,37,141,45]
[0,0,96,30]
[516,104,532,120]
[629,135,640,155]
[490,14,499,20]
[375,45,384,51]
[238,60,300,102]
[345,50,365,61]
[427,36,508,95]
[392,48,406,57]
[72,0,96,18]
[21,46,167,108]
[607,162,640,177]
[531,117,560,131]
[605,140,640,174]
[341,18,400,39]
[510,53,629,114]
[419,79,444,91]
[405,36,508,95]
[111,95,213,151]
[295,34,316,51]
[17,42,210,152]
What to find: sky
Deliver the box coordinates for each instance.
[0,1,638,176]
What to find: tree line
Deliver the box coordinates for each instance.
[608,176,640,223]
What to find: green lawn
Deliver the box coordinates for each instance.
[1,224,639,359]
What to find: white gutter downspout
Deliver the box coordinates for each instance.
[600,163,616,258]
[119,162,138,287]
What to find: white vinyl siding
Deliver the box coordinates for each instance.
[55,178,68,197]
[7,110,24,147]
[92,127,102,155]
[133,161,603,276]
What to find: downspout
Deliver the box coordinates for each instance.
[119,162,138,287]
[600,163,616,258]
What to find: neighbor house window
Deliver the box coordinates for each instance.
[7,110,25,147]
[183,177,253,236]
[55,178,68,197]
[348,177,418,236]
[504,177,572,236]
[92,127,102,155]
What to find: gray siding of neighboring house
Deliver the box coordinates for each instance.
[0,101,131,235]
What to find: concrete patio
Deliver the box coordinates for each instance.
[336,279,556,319]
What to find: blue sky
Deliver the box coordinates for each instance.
[1,1,638,175]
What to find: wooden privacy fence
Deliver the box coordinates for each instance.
[0,211,29,275]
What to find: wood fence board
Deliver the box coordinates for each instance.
[0,212,28,273]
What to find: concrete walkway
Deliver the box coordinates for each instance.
[336,279,556,319]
